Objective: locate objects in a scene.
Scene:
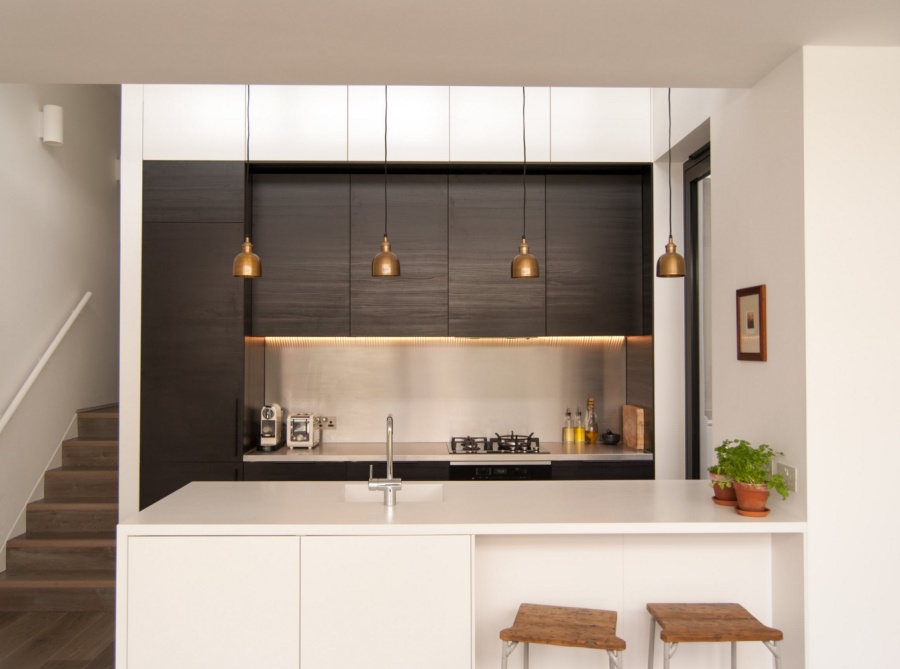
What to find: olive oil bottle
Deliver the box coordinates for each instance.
[562,408,575,444]
[574,407,586,444]
[585,397,599,445]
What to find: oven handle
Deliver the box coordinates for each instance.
[449,461,552,467]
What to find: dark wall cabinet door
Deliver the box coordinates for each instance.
[251,174,350,336]
[551,460,654,480]
[243,462,347,481]
[141,161,250,509]
[350,175,448,336]
[546,175,645,335]
[449,175,546,337]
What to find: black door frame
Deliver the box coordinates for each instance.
[683,145,711,479]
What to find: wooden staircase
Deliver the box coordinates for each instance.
[0,406,118,611]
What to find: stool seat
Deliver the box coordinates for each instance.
[647,603,783,643]
[500,603,626,651]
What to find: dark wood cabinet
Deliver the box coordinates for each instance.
[448,175,546,337]
[546,174,646,335]
[350,174,449,336]
[141,161,261,509]
[346,461,450,481]
[251,173,351,336]
[551,460,654,480]
[243,462,347,481]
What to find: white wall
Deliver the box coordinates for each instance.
[802,46,900,668]
[0,84,120,565]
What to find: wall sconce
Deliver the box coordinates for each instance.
[39,105,64,146]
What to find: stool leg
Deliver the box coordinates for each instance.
[523,642,529,669]
[647,617,656,669]
[762,640,782,669]
[663,642,678,669]
[608,649,624,669]
[731,641,737,668]
[501,640,518,669]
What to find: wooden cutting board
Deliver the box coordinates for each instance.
[622,404,646,450]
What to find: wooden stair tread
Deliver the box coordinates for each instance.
[76,405,119,416]
[0,571,115,587]
[46,467,119,475]
[28,498,118,510]
[500,603,625,651]
[8,533,116,547]
[647,603,783,643]
[63,437,119,445]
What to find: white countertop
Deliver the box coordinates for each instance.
[119,479,804,536]
[243,441,652,462]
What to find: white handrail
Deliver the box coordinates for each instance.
[0,291,93,436]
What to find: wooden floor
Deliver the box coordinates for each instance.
[0,610,113,668]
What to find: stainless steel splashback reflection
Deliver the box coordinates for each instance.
[266,337,626,443]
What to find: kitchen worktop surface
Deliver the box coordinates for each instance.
[243,441,652,462]
[120,479,804,536]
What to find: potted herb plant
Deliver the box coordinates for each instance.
[709,439,738,506]
[726,439,790,517]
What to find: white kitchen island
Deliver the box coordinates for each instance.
[116,480,806,669]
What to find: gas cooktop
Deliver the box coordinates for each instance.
[448,433,545,455]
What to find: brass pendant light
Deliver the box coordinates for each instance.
[372,84,400,277]
[233,237,262,277]
[234,86,261,278]
[512,86,539,279]
[656,87,686,278]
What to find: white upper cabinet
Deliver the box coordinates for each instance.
[551,88,652,162]
[249,85,348,161]
[348,85,385,161]
[143,85,247,161]
[450,87,550,162]
[385,86,450,162]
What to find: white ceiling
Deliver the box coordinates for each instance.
[2,0,899,87]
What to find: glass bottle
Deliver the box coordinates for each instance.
[574,407,586,444]
[562,408,575,444]
[585,397,599,445]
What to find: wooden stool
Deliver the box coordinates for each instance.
[646,603,783,669]
[500,603,626,668]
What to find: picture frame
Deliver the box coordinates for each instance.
[736,284,767,361]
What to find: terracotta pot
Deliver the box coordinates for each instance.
[733,482,770,515]
[709,473,737,506]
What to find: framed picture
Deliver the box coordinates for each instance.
[736,284,767,361]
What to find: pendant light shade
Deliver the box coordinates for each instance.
[512,86,539,279]
[372,234,400,277]
[233,237,262,278]
[373,85,400,277]
[656,88,685,279]
[512,237,539,278]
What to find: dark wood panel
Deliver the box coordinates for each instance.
[140,462,242,510]
[551,460,654,480]
[143,161,245,224]
[243,462,347,481]
[546,174,644,335]
[251,173,350,336]
[626,335,655,451]
[141,221,245,463]
[346,461,450,481]
[449,175,546,337]
[350,174,449,336]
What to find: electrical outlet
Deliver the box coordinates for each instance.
[316,416,337,430]
[776,462,797,492]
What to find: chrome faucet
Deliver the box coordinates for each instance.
[368,414,402,506]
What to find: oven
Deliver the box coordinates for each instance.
[448,432,551,480]
[449,461,552,480]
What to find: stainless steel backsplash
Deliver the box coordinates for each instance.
[266,337,626,443]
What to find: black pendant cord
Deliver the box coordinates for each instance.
[668,87,672,239]
[384,84,388,239]
[522,86,527,239]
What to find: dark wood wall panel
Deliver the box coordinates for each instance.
[546,174,644,335]
[251,174,351,336]
[449,175,546,337]
[350,174,449,336]
[141,221,245,463]
[626,335,655,452]
[140,462,242,510]
[143,162,245,224]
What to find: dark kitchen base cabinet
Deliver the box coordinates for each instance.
[243,462,348,481]
[552,460,654,480]
[346,462,450,481]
